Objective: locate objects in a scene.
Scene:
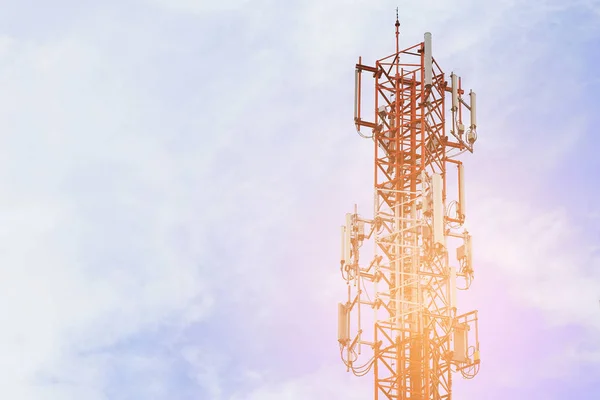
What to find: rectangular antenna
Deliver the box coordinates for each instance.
[354,67,360,121]
[345,213,352,263]
[424,32,432,88]
[453,324,468,363]
[338,303,349,344]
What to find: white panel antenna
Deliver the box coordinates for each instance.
[451,73,458,111]
[424,32,432,88]
[338,303,349,344]
[345,213,352,264]
[453,324,468,363]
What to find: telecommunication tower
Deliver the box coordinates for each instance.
[337,14,480,400]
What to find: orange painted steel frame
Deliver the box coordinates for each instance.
[343,20,479,400]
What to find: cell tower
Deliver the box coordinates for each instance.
[337,14,480,400]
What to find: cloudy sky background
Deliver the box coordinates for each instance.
[0,0,598,398]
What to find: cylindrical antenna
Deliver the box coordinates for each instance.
[470,90,477,129]
[424,32,432,88]
[451,73,458,111]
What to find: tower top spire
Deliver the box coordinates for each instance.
[395,8,400,59]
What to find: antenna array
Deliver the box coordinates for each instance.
[338,20,481,400]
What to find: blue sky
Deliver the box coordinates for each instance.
[0,0,598,399]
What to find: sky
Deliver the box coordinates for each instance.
[0,0,598,399]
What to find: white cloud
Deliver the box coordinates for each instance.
[181,345,229,399]
[149,0,253,14]
[0,27,214,399]
[474,197,600,331]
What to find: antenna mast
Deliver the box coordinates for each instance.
[340,13,480,400]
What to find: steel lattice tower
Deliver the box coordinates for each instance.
[338,15,480,400]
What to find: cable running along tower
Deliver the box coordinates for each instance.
[337,14,481,400]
